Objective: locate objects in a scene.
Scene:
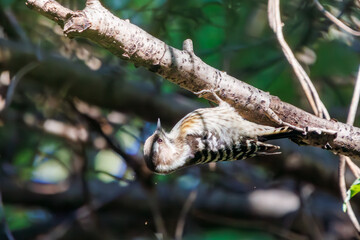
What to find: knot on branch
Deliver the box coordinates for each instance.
[182,39,194,54]
[64,12,91,37]
[291,127,337,149]
[85,0,101,7]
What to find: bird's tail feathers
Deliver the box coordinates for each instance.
[258,126,301,141]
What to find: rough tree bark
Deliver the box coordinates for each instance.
[25,0,360,160]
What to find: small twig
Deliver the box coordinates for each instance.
[298,184,323,239]
[338,65,360,233]
[93,170,131,182]
[4,62,39,111]
[339,156,360,232]
[347,66,360,126]
[4,8,30,43]
[77,145,99,231]
[147,190,168,240]
[313,0,360,37]
[345,158,360,178]
[35,150,72,174]
[344,65,360,178]
[268,0,330,120]
[175,190,197,240]
[86,0,101,5]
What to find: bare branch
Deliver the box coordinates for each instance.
[268,0,330,120]
[338,65,360,233]
[3,62,39,111]
[348,66,360,126]
[313,0,360,37]
[147,190,168,239]
[339,156,360,232]
[3,8,30,43]
[345,65,360,178]
[175,190,197,240]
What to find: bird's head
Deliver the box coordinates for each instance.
[143,119,179,174]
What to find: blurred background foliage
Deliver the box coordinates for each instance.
[0,0,360,239]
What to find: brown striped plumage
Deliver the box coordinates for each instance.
[143,91,292,174]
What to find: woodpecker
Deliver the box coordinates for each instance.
[143,90,293,174]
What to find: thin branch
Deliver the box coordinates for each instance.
[4,62,39,111]
[92,170,131,182]
[175,190,197,240]
[86,0,101,5]
[347,66,360,126]
[338,65,360,233]
[339,156,360,233]
[313,0,360,36]
[268,0,330,120]
[4,8,30,43]
[346,157,360,178]
[269,0,360,233]
[147,191,168,240]
[345,65,360,178]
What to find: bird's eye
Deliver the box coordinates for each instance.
[157,138,163,143]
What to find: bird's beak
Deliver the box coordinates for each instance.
[156,118,162,132]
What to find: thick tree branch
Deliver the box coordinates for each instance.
[25,0,360,160]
